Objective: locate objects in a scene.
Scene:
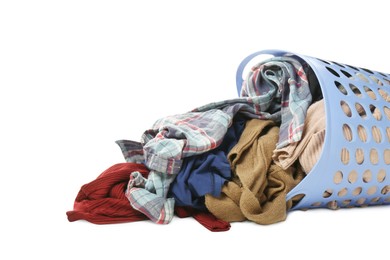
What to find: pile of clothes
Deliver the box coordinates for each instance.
[67,54,326,231]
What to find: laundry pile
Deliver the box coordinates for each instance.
[67,54,327,231]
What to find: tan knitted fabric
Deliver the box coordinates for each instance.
[205,119,304,225]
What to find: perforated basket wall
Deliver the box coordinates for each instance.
[236,50,390,210]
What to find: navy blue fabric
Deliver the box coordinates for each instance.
[169,115,246,210]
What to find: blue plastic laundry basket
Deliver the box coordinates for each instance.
[236,50,390,210]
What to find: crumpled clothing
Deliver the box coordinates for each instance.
[117,109,232,224]
[195,55,313,149]
[174,206,231,232]
[66,162,231,231]
[125,170,176,224]
[116,56,312,224]
[169,115,246,210]
[205,119,304,225]
[66,163,150,224]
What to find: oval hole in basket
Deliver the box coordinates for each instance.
[370,149,379,165]
[349,83,362,97]
[355,103,367,118]
[311,202,322,207]
[356,72,369,83]
[334,171,343,184]
[378,88,390,102]
[369,104,382,120]
[369,75,383,86]
[384,106,390,120]
[323,189,333,198]
[361,68,374,74]
[363,170,372,183]
[363,86,376,100]
[385,197,390,203]
[367,186,378,195]
[317,58,330,65]
[356,197,366,205]
[326,67,340,77]
[381,185,390,195]
[335,81,348,95]
[371,197,381,203]
[342,124,353,141]
[346,64,359,71]
[355,148,364,165]
[377,169,386,183]
[332,61,345,68]
[384,149,390,165]
[383,77,390,85]
[342,199,351,206]
[327,200,339,210]
[340,101,352,117]
[341,69,352,78]
[387,127,390,142]
[372,126,382,143]
[341,148,350,164]
[338,188,348,197]
[352,187,363,196]
[348,170,358,184]
[357,125,368,142]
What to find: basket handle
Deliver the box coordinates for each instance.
[235,49,287,95]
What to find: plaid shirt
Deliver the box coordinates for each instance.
[117,110,232,223]
[194,56,312,148]
[116,55,312,224]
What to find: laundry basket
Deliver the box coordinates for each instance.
[236,50,390,210]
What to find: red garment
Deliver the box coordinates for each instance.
[174,206,231,232]
[66,163,149,224]
[67,162,231,231]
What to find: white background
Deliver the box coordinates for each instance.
[1,0,389,259]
